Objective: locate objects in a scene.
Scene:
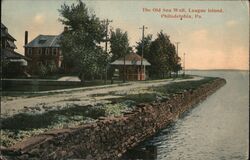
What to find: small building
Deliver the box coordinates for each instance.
[24,33,63,74]
[110,52,151,81]
[1,23,30,78]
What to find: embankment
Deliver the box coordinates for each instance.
[1,78,226,160]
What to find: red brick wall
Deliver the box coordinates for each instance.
[25,47,62,74]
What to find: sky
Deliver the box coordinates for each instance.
[2,0,249,70]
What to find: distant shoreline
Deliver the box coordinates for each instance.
[186,69,249,72]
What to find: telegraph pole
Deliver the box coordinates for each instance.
[102,19,112,84]
[139,25,148,80]
[183,52,186,76]
[175,42,180,76]
[175,42,180,56]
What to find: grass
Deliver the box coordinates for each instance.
[100,77,218,104]
[152,77,218,94]
[2,75,192,96]
[0,102,136,147]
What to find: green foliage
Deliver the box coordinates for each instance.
[58,0,107,81]
[103,103,127,116]
[38,64,48,77]
[136,34,152,59]
[37,62,58,77]
[153,77,217,94]
[136,31,182,78]
[47,61,57,74]
[109,28,130,62]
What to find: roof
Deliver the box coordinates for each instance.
[6,39,17,49]
[111,52,151,66]
[1,49,30,61]
[1,23,16,41]
[1,23,7,29]
[24,34,61,48]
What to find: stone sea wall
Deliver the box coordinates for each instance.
[1,78,226,160]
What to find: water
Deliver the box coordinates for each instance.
[141,71,249,160]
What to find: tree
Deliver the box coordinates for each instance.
[109,28,131,82]
[109,28,130,62]
[58,0,107,83]
[136,34,152,60]
[135,31,182,78]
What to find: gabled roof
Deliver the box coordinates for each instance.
[24,34,61,48]
[1,23,16,41]
[1,23,7,29]
[111,52,151,66]
[1,49,30,61]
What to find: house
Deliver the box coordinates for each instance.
[1,23,30,78]
[110,52,151,81]
[24,32,63,74]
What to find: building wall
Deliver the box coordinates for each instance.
[117,65,146,81]
[24,47,62,74]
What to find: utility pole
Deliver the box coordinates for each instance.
[139,25,148,80]
[175,42,180,77]
[175,42,180,56]
[183,52,186,76]
[102,19,112,84]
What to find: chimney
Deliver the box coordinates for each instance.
[25,31,28,45]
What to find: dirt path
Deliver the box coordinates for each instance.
[1,77,202,117]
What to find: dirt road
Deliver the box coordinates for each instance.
[1,77,202,117]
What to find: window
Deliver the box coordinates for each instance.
[28,48,32,55]
[38,48,42,55]
[45,48,49,55]
[38,37,46,44]
[42,48,46,55]
[53,48,57,55]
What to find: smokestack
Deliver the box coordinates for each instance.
[25,31,28,45]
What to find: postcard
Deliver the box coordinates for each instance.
[1,0,249,159]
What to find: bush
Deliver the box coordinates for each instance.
[38,64,48,77]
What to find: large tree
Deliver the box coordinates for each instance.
[136,34,152,59]
[58,0,107,82]
[136,31,181,78]
[109,28,130,62]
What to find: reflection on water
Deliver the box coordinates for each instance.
[137,71,249,160]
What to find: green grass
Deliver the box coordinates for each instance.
[0,102,136,147]
[102,77,218,104]
[153,77,217,94]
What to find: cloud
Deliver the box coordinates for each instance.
[226,20,238,27]
[33,13,45,25]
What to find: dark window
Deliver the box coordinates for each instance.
[38,48,42,55]
[53,48,57,55]
[42,48,46,55]
[45,48,49,55]
[38,38,46,44]
[28,48,32,55]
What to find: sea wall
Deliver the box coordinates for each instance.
[2,78,226,160]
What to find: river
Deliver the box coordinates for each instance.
[136,70,249,160]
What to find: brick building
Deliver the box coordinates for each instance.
[24,32,63,74]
